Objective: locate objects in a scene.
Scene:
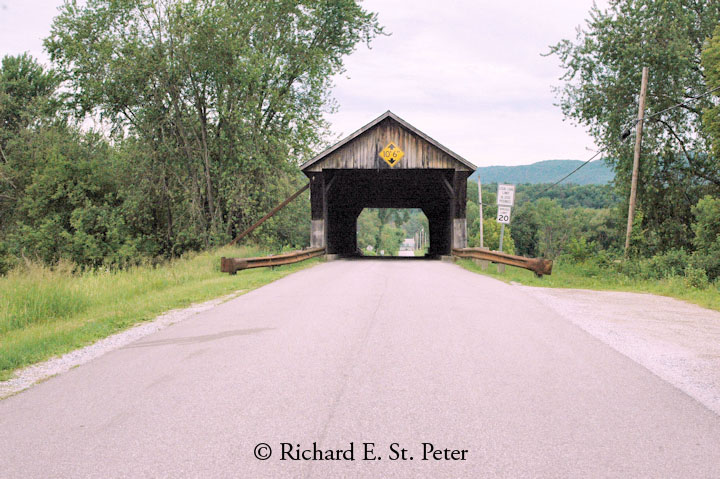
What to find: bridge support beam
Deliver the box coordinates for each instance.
[452,171,468,249]
[309,173,326,248]
[453,218,467,249]
[327,207,360,255]
[422,206,451,256]
[311,220,324,248]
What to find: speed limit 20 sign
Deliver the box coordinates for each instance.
[496,206,511,224]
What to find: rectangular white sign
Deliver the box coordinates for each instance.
[497,184,515,206]
[496,206,512,224]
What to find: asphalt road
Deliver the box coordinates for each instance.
[2,259,720,478]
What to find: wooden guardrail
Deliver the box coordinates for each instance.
[452,248,553,277]
[220,247,326,274]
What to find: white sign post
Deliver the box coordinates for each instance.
[496,184,515,253]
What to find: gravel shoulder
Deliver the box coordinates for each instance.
[516,284,720,416]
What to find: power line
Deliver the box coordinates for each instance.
[524,148,606,201]
[648,84,720,119]
[621,84,720,139]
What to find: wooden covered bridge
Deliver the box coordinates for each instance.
[301,111,476,256]
[222,111,552,276]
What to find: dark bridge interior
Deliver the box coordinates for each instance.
[311,169,468,256]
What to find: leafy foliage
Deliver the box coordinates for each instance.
[690,195,720,280]
[0,53,59,145]
[702,23,720,182]
[516,183,618,209]
[9,130,134,267]
[468,219,515,254]
[0,55,60,231]
[45,0,382,250]
[0,1,382,272]
[466,181,621,259]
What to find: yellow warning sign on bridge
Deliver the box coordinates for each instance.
[379,142,404,167]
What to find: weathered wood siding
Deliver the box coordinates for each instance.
[304,117,471,172]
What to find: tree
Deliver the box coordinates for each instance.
[508,202,539,257]
[375,208,392,252]
[8,130,134,266]
[46,0,383,252]
[401,209,428,238]
[0,53,59,148]
[0,54,64,271]
[378,223,404,256]
[0,54,60,216]
[469,219,515,254]
[514,183,618,209]
[690,195,720,280]
[506,199,577,259]
[357,209,381,253]
[702,23,720,175]
[547,0,720,255]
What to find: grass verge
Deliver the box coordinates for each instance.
[456,258,720,312]
[0,246,319,381]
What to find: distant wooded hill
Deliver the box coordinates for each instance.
[469,160,614,185]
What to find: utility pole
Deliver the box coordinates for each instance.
[478,176,484,248]
[625,66,649,256]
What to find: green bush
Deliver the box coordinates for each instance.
[648,249,689,279]
[565,237,596,262]
[470,218,515,254]
[614,258,642,278]
[613,249,690,281]
[689,252,720,282]
[0,242,15,276]
[692,196,720,251]
[684,264,710,289]
[691,195,720,281]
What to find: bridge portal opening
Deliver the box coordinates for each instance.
[301,111,476,257]
[357,208,429,257]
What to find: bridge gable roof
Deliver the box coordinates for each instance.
[300,111,476,173]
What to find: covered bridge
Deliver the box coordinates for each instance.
[301,111,476,256]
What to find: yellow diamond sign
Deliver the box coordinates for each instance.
[379,142,405,167]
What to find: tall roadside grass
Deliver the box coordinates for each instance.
[457,258,720,312]
[0,246,319,381]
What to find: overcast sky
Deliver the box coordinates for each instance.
[0,0,608,167]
